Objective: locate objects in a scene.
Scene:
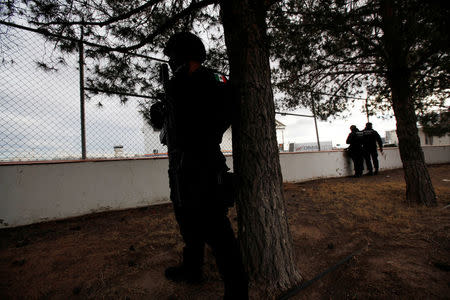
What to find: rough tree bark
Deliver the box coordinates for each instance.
[220,0,302,296]
[380,0,437,206]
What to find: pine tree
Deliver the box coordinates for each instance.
[269,0,449,206]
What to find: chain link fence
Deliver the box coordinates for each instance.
[1,22,332,164]
[0,24,234,162]
[1,28,84,161]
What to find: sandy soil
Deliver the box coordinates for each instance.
[1,164,449,299]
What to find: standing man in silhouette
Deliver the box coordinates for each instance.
[362,122,383,175]
[346,125,364,177]
[150,32,248,299]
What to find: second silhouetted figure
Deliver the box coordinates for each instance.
[362,122,383,175]
[346,125,364,177]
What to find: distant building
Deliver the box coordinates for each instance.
[113,145,124,157]
[385,128,450,146]
[275,120,286,151]
[217,119,287,152]
[385,130,398,146]
[288,141,333,152]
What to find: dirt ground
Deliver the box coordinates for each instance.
[1,164,449,299]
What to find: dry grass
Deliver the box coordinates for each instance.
[285,164,450,299]
[0,164,449,299]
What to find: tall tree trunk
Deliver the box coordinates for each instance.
[381,0,437,206]
[390,74,437,206]
[220,0,302,296]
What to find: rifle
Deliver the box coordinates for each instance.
[157,63,170,145]
[147,64,170,137]
[159,63,170,93]
[158,63,183,206]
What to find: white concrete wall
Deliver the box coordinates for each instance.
[1,145,449,228]
[422,145,450,164]
[419,130,450,146]
[385,128,450,146]
[0,159,171,228]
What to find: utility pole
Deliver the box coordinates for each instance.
[311,92,321,151]
[78,21,86,159]
[365,96,370,123]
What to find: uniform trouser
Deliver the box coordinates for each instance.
[174,205,248,294]
[170,167,248,298]
[363,149,379,172]
[350,152,364,176]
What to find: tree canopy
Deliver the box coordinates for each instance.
[269,0,449,120]
[2,0,448,118]
[419,108,450,138]
[268,0,448,206]
[1,0,228,104]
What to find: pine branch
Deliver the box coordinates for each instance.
[324,69,385,75]
[0,20,168,62]
[26,0,218,52]
[2,0,217,53]
[30,0,165,27]
[411,53,445,91]
[119,0,218,52]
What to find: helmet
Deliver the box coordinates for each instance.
[163,32,206,63]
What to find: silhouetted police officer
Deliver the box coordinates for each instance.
[150,32,248,299]
[346,125,364,177]
[362,122,383,175]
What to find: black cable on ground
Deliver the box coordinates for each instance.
[277,246,366,300]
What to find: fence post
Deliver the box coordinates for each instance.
[311,92,321,151]
[365,96,370,123]
[78,25,87,159]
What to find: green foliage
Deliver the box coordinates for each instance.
[419,109,450,138]
[268,0,449,120]
[1,0,226,105]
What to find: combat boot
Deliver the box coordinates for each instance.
[164,264,203,284]
[165,247,204,284]
[224,278,249,300]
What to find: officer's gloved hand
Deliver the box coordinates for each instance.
[149,101,165,130]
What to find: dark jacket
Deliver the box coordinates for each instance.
[152,65,231,207]
[346,130,364,154]
[362,128,383,151]
[166,66,230,171]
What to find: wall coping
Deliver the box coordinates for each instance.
[1,144,448,167]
